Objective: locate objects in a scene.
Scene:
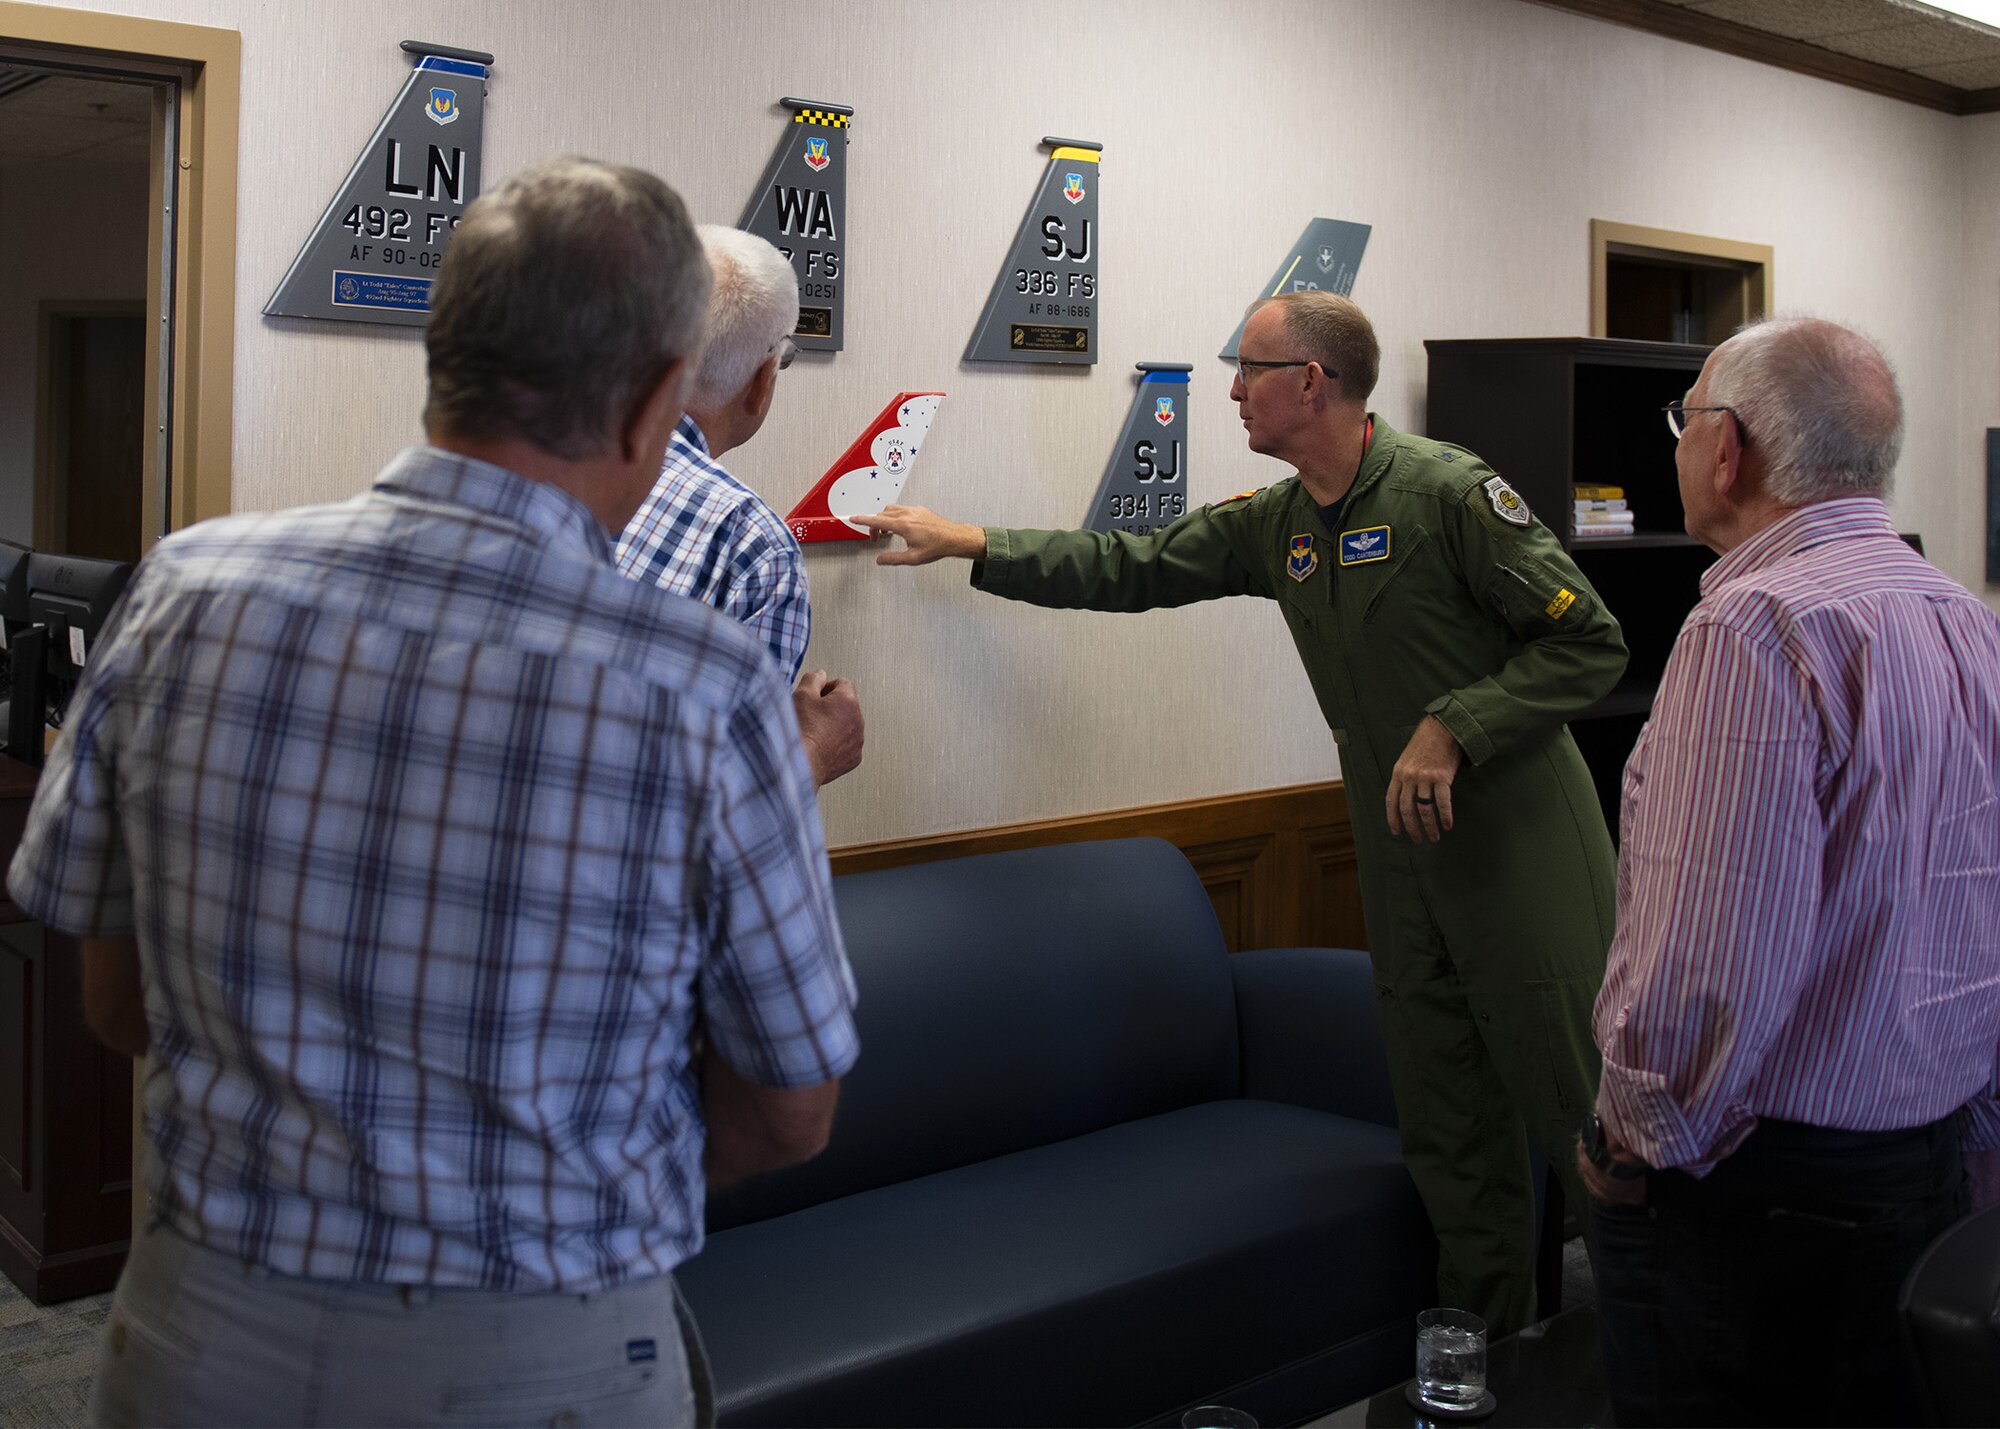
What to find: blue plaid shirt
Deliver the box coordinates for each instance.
[616,417,811,682]
[7,446,858,1292]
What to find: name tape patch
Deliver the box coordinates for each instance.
[1339,525,1392,565]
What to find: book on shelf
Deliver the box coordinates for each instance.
[1574,498,1628,513]
[1575,510,1636,526]
[1574,523,1637,539]
[1572,483,1625,500]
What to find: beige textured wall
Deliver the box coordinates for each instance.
[28,0,1999,846]
[1962,112,2000,594]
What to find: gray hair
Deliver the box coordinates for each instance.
[689,225,801,409]
[423,156,709,458]
[1705,316,1903,503]
[1252,291,1380,403]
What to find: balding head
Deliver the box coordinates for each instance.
[1704,317,1902,504]
[423,157,707,459]
[1253,290,1380,404]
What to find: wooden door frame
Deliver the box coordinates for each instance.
[1590,219,1773,341]
[1,1,239,550]
[0,0,239,1255]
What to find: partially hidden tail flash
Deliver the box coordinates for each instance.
[785,392,945,543]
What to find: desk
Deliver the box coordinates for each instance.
[1313,1306,1609,1429]
[0,750,132,1303]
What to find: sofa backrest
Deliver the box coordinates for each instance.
[707,837,1240,1230]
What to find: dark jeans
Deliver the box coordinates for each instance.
[1591,1115,1969,1428]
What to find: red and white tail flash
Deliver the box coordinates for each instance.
[785,392,946,543]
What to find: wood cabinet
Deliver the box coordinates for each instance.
[1424,337,1718,834]
[0,751,131,1303]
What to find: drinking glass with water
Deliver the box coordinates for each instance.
[1415,1307,1487,1411]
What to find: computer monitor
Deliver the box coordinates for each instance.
[0,538,28,637]
[26,551,133,728]
[0,539,30,766]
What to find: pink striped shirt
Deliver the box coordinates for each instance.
[1596,497,2000,1174]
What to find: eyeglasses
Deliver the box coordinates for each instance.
[1234,357,1332,384]
[773,337,799,371]
[1663,400,1744,440]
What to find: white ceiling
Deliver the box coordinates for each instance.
[1653,0,2000,87]
[0,68,156,170]
[1527,0,2000,109]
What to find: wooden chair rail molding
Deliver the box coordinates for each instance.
[829,780,1368,955]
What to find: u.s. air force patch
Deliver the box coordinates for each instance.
[1287,533,1318,581]
[1484,475,1530,526]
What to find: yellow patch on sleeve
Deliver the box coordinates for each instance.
[1224,488,1262,503]
[1545,588,1577,620]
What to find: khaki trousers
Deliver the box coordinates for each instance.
[91,1224,709,1428]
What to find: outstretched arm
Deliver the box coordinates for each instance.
[859,496,1270,614]
[853,505,987,566]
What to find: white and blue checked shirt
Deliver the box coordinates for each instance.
[616,417,811,682]
[8,447,859,1292]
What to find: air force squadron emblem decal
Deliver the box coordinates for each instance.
[1087,363,1189,537]
[1484,476,1531,526]
[739,97,851,351]
[264,41,491,327]
[1339,525,1391,565]
[966,136,1100,365]
[1219,216,1371,361]
[1288,533,1319,582]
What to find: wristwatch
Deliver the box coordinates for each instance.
[1581,1111,1647,1180]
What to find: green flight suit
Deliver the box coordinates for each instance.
[975,417,1625,1336]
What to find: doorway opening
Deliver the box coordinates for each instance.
[1590,219,1773,345]
[0,0,238,1304]
[3,66,159,562]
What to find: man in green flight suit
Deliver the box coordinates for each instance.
[857,292,1625,1336]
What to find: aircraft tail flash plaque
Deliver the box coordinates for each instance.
[1218,217,1371,360]
[1086,364,1190,537]
[739,97,851,352]
[786,393,946,543]
[965,137,1101,365]
[265,41,492,326]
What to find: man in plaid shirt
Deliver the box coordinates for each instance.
[617,226,863,788]
[8,159,858,1428]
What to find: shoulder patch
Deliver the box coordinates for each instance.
[1434,446,1460,463]
[1223,487,1263,504]
[1482,475,1531,527]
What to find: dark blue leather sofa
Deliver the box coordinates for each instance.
[675,837,1435,1427]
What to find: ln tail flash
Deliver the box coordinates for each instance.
[786,392,946,543]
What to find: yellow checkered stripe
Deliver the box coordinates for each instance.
[793,109,850,128]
